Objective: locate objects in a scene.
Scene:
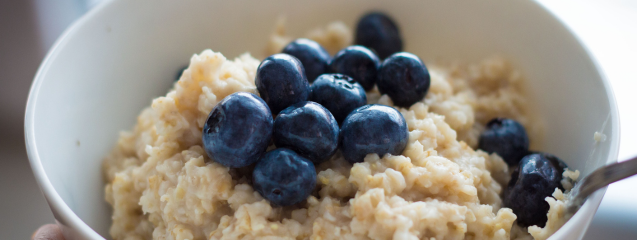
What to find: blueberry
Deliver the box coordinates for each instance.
[274,101,339,164]
[202,92,273,168]
[504,153,566,227]
[310,74,367,125]
[256,53,311,114]
[330,46,380,91]
[252,148,317,206]
[532,151,568,172]
[340,104,409,164]
[377,52,431,107]
[355,12,403,59]
[282,38,331,83]
[478,118,530,166]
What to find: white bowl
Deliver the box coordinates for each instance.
[25,0,619,239]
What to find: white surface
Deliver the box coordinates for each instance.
[24,0,619,239]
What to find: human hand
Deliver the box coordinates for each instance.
[32,224,65,240]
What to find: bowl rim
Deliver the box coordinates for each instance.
[25,0,113,238]
[24,0,621,239]
[533,1,621,238]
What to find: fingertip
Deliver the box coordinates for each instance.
[33,224,65,240]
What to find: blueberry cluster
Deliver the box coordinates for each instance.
[200,11,572,227]
[200,12,430,207]
[478,118,571,227]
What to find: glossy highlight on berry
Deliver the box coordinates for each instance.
[504,153,566,227]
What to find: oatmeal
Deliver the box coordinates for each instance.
[594,131,607,143]
[103,19,576,240]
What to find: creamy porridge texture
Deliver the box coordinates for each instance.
[103,20,577,240]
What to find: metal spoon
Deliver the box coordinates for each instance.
[566,156,637,213]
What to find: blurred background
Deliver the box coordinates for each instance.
[0,0,635,239]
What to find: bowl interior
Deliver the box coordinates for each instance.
[26,0,619,239]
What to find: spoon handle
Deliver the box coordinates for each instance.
[567,156,637,212]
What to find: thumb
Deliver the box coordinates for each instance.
[32,224,65,240]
